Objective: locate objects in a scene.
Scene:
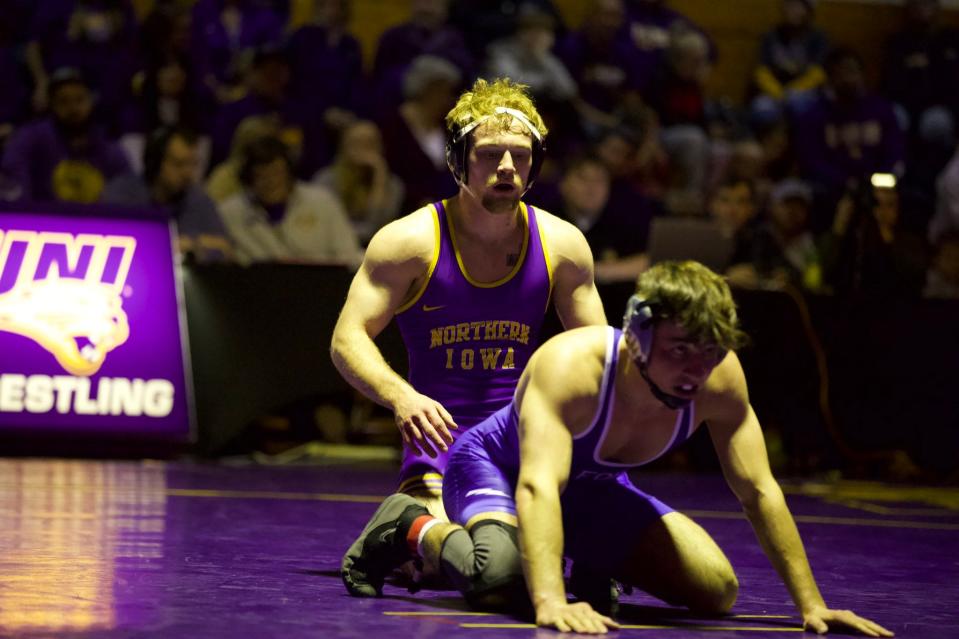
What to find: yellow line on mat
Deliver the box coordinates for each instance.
[385,611,494,616]
[383,612,790,620]
[460,623,804,631]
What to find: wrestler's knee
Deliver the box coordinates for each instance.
[441,520,524,604]
[690,562,739,614]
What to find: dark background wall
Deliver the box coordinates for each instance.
[183,263,959,477]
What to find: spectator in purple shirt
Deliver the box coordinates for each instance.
[1,67,131,204]
[623,0,715,87]
[793,47,905,222]
[555,0,645,122]
[25,0,139,133]
[377,55,461,212]
[288,0,368,128]
[190,0,285,101]
[210,44,327,176]
[372,0,474,119]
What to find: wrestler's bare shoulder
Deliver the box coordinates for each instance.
[698,350,751,421]
[534,207,590,255]
[520,326,610,428]
[530,326,610,383]
[363,205,438,268]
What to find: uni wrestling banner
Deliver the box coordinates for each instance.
[0,210,192,441]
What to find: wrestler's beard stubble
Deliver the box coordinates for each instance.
[480,177,523,214]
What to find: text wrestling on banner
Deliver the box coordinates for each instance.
[0,211,191,439]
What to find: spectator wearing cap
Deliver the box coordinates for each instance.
[728,178,824,291]
[751,0,829,125]
[377,54,461,211]
[218,135,362,266]
[1,67,131,204]
[102,126,233,262]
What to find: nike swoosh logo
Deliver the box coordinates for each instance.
[422,304,445,312]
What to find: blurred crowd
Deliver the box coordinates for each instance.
[2,0,959,300]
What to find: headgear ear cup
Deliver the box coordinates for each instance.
[623,294,656,364]
[445,122,469,185]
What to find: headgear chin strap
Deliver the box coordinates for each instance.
[446,106,545,195]
[622,294,690,410]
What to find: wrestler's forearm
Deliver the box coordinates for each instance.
[330,326,414,411]
[515,482,567,610]
[742,482,826,615]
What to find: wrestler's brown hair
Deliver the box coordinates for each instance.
[634,261,748,352]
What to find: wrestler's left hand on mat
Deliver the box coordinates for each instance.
[802,605,894,637]
[393,390,457,457]
[536,599,620,634]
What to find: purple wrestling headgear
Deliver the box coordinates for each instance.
[622,294,690,410]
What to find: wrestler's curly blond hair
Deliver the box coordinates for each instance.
[445,78,548,139]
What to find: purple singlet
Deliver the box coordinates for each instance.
[394,199,553,491]
[442,327,699,570]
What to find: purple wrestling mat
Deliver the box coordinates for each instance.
[0,456,956,638]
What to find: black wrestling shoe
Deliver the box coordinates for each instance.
[341,493,429,597]
[568,562,621,616]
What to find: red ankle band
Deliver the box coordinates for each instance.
[406,515,435,556]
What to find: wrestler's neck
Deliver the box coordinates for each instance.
[449,190,525,245]
[616,342,683,416]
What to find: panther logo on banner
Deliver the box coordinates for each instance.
[0,230,137,376]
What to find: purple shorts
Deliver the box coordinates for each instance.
[443,416,674,573]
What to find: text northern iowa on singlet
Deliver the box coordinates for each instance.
[429,320,531,348]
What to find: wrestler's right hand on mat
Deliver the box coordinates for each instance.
[393,390,457,457]
[802,605,894,637]
[536,599,620,634]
